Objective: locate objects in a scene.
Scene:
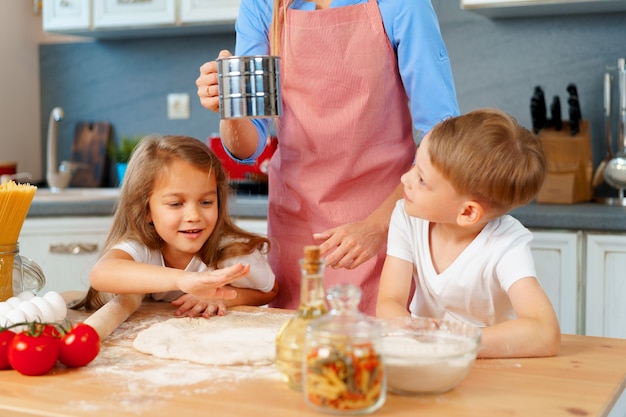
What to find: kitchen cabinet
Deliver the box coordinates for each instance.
[93,0,176,29]
[460,0,626,18]
[585,232,626,339]
[530,228,626,339]
[529,230,582,335]
[18,215,266,293]
[19,216,113,294]
[234,218,268,236]
[180,0,240,24]
[43,0,91,31]
[42,0,238,39]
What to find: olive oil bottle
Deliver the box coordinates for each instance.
[275,245,328,391]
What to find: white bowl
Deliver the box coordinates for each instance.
[381,316,481,395]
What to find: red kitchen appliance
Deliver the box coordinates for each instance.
[207,135,277,192]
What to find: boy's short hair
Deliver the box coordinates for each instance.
[427,108,546,213]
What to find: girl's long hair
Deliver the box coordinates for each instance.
[73,134,270,310]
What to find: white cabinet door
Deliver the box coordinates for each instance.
[460,0,626,18]
[180,0,240,23]
[19,217,112,294]
[530,230,582,334]
[234,218,268,236]
[93,0,176,28]
[585,233,626,338]
[43,0,91,31]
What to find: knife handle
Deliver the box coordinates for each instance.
[618,58,626,151]
[605,72,612,117]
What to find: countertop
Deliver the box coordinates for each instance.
[0,299,625,417]
[26,189,626,232]
[26,190,270,218]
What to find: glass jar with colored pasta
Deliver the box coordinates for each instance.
[303,284,386,414]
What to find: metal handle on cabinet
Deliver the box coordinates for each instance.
[49,243,98,255]
[117,0,152,4]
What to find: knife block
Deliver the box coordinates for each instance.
[536,120,593,204]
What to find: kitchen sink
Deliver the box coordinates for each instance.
[33,187,120,202]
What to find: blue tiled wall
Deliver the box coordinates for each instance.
[40,33,235,186]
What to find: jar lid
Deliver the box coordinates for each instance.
[307,284,381,340]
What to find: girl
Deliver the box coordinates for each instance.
[196,0,459,315]
[74,135,277,318]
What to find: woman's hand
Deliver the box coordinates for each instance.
[171,293,227,318]
[314,219,387,270]
[196,49,233,112]
[314,183,403,270]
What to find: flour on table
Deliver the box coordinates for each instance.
[132,311,289,366]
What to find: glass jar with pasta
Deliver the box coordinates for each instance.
[304,284,386,415]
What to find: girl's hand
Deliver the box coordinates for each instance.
[313,219,386,270]
[196,49,233,112]
[177,262,250,299]
[171,293,227,318]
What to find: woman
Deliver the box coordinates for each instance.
[196,0,459,314]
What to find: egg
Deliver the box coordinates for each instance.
[17,291,35,301]
[0,313,11,328]
[0,302,13,317]
[17,301,43,322]
[6,296,22,308]
[4,308,27,332]
[30,296,56,323]
[43,291,67,321]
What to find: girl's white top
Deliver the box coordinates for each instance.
[113,239,275,302]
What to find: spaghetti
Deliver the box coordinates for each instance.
[0,180,37,244]
[0,181,36,301]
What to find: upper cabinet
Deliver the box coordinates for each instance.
[180,0,239,23]
[43,0,91,31]
[460,0,626,18]
[93,0,176,29]
[43,0,240,39]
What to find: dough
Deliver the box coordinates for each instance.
[133,311,289,366]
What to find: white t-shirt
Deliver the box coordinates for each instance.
[387,200,537,327]
[113,240,275,302]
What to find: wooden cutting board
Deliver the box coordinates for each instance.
[70,121,112,187]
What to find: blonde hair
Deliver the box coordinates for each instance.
[74,135,270,310]
[427,108,546,213]
[270,0,292,55]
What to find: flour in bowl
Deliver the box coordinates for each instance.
[382,335,478,394]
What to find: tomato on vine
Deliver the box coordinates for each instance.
[8,327,59,376]
[0,329,16,370]
[58,323,100,368]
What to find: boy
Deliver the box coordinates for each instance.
[376,108,560,358]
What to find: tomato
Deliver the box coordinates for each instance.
[0,329,16,370]
[8,331,59,376]
[40,324,62,339]
[58,323,100,368]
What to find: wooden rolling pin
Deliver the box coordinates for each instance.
[83,293,143,340]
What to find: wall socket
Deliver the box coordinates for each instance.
[167,93,190,119]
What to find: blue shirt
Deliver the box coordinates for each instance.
[234,0,459,161]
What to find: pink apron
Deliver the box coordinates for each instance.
[268,0,415,315]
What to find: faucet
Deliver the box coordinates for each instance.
[45,107,75,192]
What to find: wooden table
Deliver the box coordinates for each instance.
[0,299,625,417]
